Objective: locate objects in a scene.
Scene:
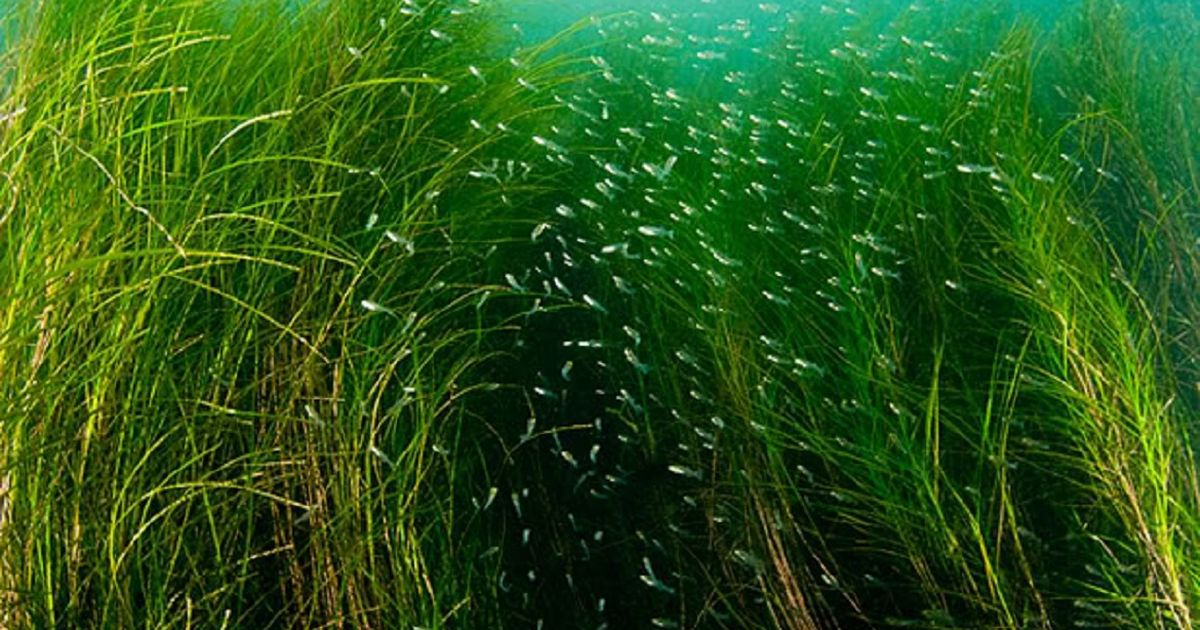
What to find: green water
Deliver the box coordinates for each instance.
[0,0,1196,627]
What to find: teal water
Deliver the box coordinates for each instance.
[504,0,1072,44]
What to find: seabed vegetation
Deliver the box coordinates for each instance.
[0,0,1196,627]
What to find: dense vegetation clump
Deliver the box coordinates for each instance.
[0,0,1195,627]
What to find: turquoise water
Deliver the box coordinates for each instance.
[504,0,1072,42]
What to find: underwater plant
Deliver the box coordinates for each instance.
[0,0,1194,628]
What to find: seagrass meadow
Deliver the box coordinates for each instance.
[0,0,1196,627]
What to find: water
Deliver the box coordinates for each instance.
[1,0,1195,627]
[472,1,1197,627]
[505,0,1075,44]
